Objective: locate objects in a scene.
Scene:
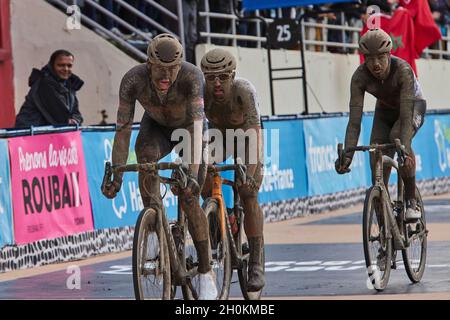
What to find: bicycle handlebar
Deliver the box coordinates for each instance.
[207,163,247,186]
[101,161,189,192]
[112,162,186,173]
[338,139,408,156]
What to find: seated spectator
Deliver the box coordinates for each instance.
[15,50,84,128]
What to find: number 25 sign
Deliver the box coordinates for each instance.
[268,19,300,49]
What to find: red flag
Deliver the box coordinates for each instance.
[399,0,442,57]
[387,7,417,74]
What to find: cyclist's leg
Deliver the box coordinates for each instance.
[370,102,396,189]
[176,123,212,274]
[135,113,173,208]
[390,99,426,219]
[238,162,265,291]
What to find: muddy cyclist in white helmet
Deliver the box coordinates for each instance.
[336,29,426,221]
[101,33,218,299]
[200,48,265,292]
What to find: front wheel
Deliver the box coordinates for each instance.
[402,187,427,283]
[363,186,392,291]
[202,198,232,300]
[132,208,171,300]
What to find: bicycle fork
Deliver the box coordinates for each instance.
[157,206,193,286]
[380,189,405,250]
[374,149,405,250]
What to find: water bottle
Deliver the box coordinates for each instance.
[227,208,239,235]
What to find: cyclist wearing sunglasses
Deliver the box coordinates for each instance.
[101,33,218,299]
[200,48,265,292]
[335,29,426,221]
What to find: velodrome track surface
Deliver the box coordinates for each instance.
[0,193,449,300]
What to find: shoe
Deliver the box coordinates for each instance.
[247,263,265,292]
[247,237,265,292]
[198,270,218,300]
[405,199,421,220]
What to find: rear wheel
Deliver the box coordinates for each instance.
[237,215,264,300]
[402,187,427,283]
[132,208,171,300]
[363,187,392,291]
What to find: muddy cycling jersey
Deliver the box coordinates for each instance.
[204,78,263,185]
[345,56,425,156]
[111,61,205,173]
[205,78,261,130]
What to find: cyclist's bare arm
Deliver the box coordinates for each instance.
[238,81,263,178]
[111,68,139,172]
[184,70,206,180]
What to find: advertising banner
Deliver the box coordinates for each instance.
[304,116,370,196]
[259,119,308,203]
[0,139,14,246]
[8,131,94,244]
[242,0,354,10]
[82,131,178,230]
[363,113,435,183]
[427,114,450,179]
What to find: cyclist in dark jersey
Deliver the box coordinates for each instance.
[200,48,265,292]
[336,29,426,220]
[101,33,217,299]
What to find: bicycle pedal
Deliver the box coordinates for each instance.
[391,260,397,269]
[242,243,250,255]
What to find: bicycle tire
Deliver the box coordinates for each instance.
[363,186,392,291]
[402,186,427,283]
[201,198,232,300]
[181,218,200,300]
[132,208,171,300]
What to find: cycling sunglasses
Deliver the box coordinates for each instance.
[205,73,232,82]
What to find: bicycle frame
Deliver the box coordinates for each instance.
[208,165,248,270]
[103,162,198,294]
[372,147,406,250]
[339,139,417,250]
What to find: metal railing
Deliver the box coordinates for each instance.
[46,0,185,61]
[199,3,450,59]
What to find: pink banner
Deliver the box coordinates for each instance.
[8,131,94,244]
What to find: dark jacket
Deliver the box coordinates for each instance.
[15,64,84,128]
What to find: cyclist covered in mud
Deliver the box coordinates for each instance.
[101,33,217,299]
[335,29,426,220]
[200,48,265,292]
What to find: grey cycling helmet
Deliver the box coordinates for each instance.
[201,48,236,73]
[359,29,392,55]
[147,33,184,66]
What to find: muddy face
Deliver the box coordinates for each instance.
[204,72,234,102]
[150,63,181,92]
[365,53,390,80]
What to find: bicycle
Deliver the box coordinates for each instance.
[337,139,428,291]
[102,161,227,300]
[202,163,265,300]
